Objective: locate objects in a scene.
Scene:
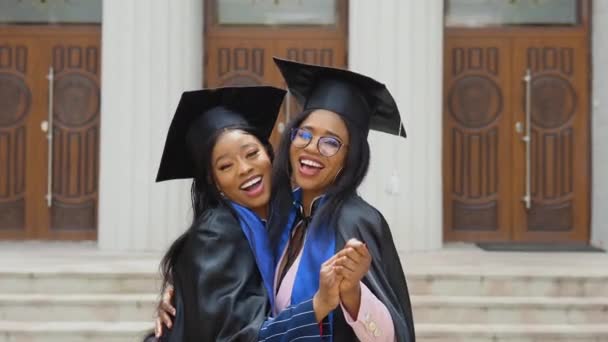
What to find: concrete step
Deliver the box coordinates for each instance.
[0,294,157,322]
[2,322,607,342]
[415,323,608,342]
[0,321,152,342]
[2,270,608,298]
[412,296,608,325]
[0,271,160,294]
[5,293,607,325]
[408,273,608,297]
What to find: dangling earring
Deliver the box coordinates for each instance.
[289,169,297,187]
[332,168,343,183]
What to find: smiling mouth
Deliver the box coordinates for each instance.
[239,175,265,198]
[240,176,263,191]
[297,157,325,177]
[300,157,324,169]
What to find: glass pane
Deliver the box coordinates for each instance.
[217,0,337,26]
[445,0,578,27]
[0,0,102,24]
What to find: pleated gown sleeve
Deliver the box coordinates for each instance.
[161,207,270,342]
[333,195,416,342]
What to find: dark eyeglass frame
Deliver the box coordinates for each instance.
[290,127,346,157]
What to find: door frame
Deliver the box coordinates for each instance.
[442,0,592,243]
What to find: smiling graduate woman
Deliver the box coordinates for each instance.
[147,84,351,342]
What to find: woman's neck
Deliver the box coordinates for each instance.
[301,189,324,217]
[252,204,269,221]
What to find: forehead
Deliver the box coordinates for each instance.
[212,130,260,155]
[300,109,349,138]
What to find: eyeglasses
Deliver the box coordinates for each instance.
[290,128,345,157]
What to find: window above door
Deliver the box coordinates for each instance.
[445,0,579,27]
[216,0,337,26]
[205,0,347,39]
[0,0,102,24]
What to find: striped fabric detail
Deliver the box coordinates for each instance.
[258,299,332,342]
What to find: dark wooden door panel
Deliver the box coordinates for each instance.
[205,39,347,147]
[275,40,344,67]
[0,33,46,240]
[206,39,275,88]
[47,31,100,240]
[443,37,513,242]
[443,23,590,244]
[205,0,348,149]
[0,40,32,238]
[272,40,346,146]
[205,39,284,146]
[512,37,589,242]
[0,26,100,241]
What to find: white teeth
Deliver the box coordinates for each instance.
[301,159,323,168]
[240,176,262,190]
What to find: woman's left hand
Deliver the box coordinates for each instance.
[334,238,371,295]
[154,285,176,337]
[334,239,371,318]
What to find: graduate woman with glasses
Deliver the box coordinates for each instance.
[264,58,415,342]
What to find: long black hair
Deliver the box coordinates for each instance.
[268,109,371,245]
[158,117,273,295]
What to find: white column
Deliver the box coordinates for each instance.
[592,3,608,249]
[349,0,444,252]
[98,0,203,251]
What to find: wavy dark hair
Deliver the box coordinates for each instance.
[267,109,371,245]
[158,117,274,296]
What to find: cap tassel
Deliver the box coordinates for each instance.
[385,119,403,196]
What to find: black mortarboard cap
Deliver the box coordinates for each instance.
[273,57,406,138]
[156,86,286,182]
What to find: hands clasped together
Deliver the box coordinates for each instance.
[313,238,371,322]
[154,238,371,337]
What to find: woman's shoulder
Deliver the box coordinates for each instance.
[189,206,242,238]
[338,194,394,240]
[342,195,384,222]
[197,205,237,221]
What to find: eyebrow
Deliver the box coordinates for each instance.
[214,143,258,165]
[301,125,342,139]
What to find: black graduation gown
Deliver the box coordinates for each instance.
[160,207,271,342]
[330,195,416,342]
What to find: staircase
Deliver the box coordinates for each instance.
[408,249,608,342]
[0,243,158,342]
[1,243,607,341]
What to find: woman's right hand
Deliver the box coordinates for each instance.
[313,254,343,322]
[154,285,176,338]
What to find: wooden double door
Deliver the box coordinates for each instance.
[443,28,590,243]
[204,0,348,147]
[0,26,100,240]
